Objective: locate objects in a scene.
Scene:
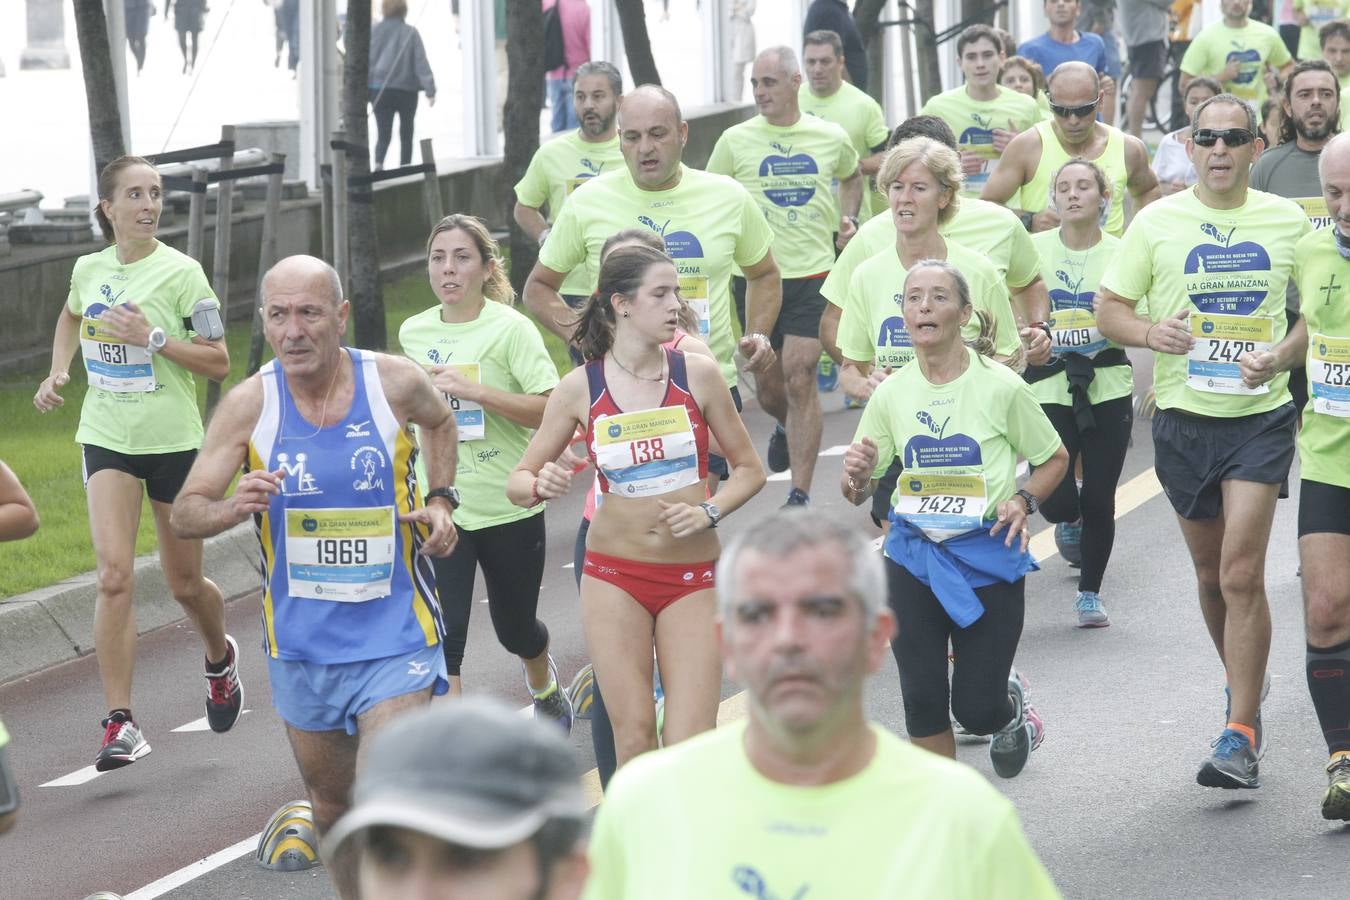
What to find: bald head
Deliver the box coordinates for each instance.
[619,85,683,129]
[754,46,800,79]
[1320,131,1350,179]
[1046,61,1100,100]
[262,255,344,307]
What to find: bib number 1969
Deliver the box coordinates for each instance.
[316,538,368,565]
[629,437,666,465]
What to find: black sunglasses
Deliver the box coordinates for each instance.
[1048,99,1099,118]
[1192,128,1256,147]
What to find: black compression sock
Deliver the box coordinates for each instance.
[1307,639,1350,755]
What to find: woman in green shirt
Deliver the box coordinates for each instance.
[1026,159,1135,629]
[31,155,239,772]
[400,214,572,728]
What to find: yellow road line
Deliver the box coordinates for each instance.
[581,467,1166,808]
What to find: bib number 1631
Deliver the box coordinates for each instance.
[630,437,666,465]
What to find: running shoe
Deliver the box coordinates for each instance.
[205,634,244,733]
[817,355,839,392]
[1197,728,1261,789]
[1223,671,1271,758]
[567,663,595,720]
[1321,755,1350,821]
[767,424,790,473]
[526,655,575,736]
[1055,521,1083,568]
[989,671,1034,779]
[95,711,151,772]
[842,394,867,410]
[1074,591,1110,628]
[783,487,810,507]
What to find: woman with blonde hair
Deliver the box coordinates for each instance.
[399,214,571,728]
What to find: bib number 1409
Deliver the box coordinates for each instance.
[629,437,666,465]
[316,538,368,565]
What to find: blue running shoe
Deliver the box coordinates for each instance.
[1197,728,1260,789]
[1074,592,1110,628]
[783,487,810,507]
[842,394,867,410]
[817,355,839,392]
[1055,521,1083,568]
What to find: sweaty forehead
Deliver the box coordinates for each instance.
[619,94,678,131]
[1196,100,1249,130]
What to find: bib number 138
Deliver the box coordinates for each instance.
[629,438,666,464]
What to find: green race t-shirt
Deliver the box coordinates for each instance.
[66,242,218,454]
[920,85,1041,196]
[1029,228,1133,405]
[798,81,890,221]
[837,241,1022,367]
[584,722,1061,900]
[1180,20,1291,106]
[1295,227,1350,489]
[1019,120,1132,237]
[1100,187,1310,416]
[513,130,624,297]
[398,301,559,530]
[854,346,1062,534]
[539,165,774,387]
[1293,0,1350,61]
[706,114,859,279]
[823,198,1039,306]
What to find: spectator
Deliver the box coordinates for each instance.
[730,1,757,101]
[1120,0,1174,137]
[1278,0,1303,58]
[545,0,592,133]
[368,0,436,170]
[125,0,152,74]
[269,0,301,73]
[323,699,589,900]
[1151,75,1222,193]
[584,512,1061,899]
[164,0,206,75]
[804,0,869,92]
[1019,0,1118,124]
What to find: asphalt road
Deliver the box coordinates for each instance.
[3,361,1348,899]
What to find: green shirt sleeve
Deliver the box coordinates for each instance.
[509,314,563,393]
[1003,374,1062,466]
[864,101,890,149]
[732,187,775,269]
[175,261,218,333]
[1004,223,1040,290]
[1099,213,1153,302]
[705,133,734,177]
[514,149,551,210]
[1179,32,1211,77]
[1268,28,1293,67]
[835,130,861,179]
[973,806,1063,899]
[837,267,875,363]
[537,199,588,276]
[853,378,897,480]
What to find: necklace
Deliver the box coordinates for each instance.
[609,350,666,382]
[280,352,343,442]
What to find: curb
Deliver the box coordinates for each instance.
[0,523,260,685]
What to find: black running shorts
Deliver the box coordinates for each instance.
[81,444,198,504]
[1298,479,1350,538]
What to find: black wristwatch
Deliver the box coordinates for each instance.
[1019,210,1035,231]
[425,486,461,509]
[1014,489,1039,515]
[700,501,722,528]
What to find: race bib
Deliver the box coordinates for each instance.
[679,276,711,338]
[1187,313,1274,395]
[1049,307,1106,357]
[440,363,485,442]
[284,507,396,602]
[895,473,988,543]
[593,406,699,497]
[1295,197,1334,231]
[1309,332,1350,418]
[80,316,155,392]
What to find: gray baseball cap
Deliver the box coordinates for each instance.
[321,698,586,857]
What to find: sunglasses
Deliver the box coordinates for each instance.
[1048,99,1099,118]
[1192,128,1256,147]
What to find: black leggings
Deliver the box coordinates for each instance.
[888,560,1025,738]
[574,515,619,789]
[431,513,550,677]
[371,87,419,168]
[1036,395,1132,594]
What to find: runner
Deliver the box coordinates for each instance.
[1097,94,1311,789]
[1293,0,1348,64]
[820,116,1053,380]
[1315,17,1350,90]
[999,55,1054,118]
[584,512,1060,899]
[799,28,890,221]
[1250,59,1342,417]
[513,59,625,362]
[982,62,1161,236]
[31,154,240,773]
[1180,0,1293,110]
[1239,131,1350,818]
[0,460,38,836]
[523,84,781,486]
[1026,159,1133,628]
[920,24,1041,198]
[398,215,571,728]
[1153,77,1223,195]
[169,254,459,897]
[707,45,861,506]
[842,260,1068,777]
[509,244,765,771]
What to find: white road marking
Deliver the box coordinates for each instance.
[40,766,102,788]
[171,710,253,733]
[124,833,260,900]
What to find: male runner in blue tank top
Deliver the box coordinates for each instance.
[170,255,460,899]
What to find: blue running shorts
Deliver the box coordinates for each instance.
[268,644,448,735]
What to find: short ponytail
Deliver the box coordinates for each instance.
[571,244,672,361]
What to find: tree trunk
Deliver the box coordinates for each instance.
[504,0,546,300]
[72,0,125,173]
[914,0,942,105]
[961,0,998,26]
[853,0,888,106]
[614,0,660,86]
[341,0,386,350]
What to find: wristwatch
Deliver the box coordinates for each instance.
[425,486,461,509]
[1019,211,1035,231]
[146,327,167,354]
[699,501,722,528]
[844,214,859,228]
[1014,489,1039,515]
